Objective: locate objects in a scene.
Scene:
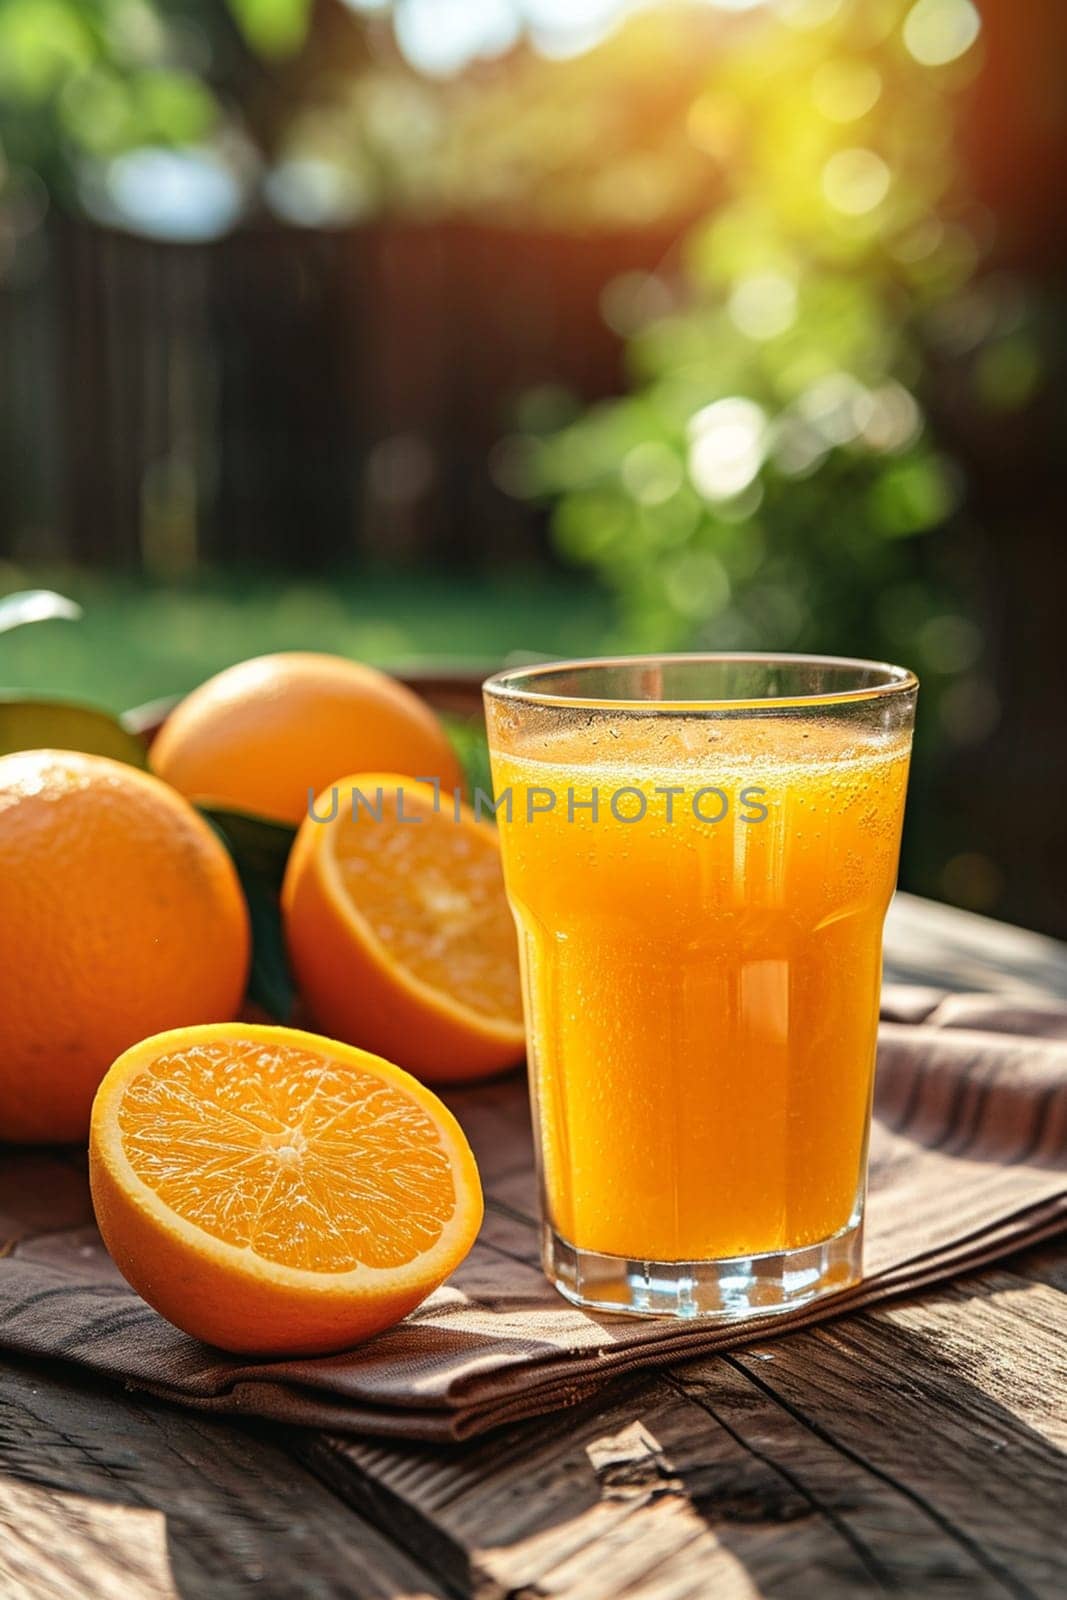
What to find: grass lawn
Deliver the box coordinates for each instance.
[0,566,613,714]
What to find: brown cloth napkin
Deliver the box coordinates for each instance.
[1,986,1065,1442]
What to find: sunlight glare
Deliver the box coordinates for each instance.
[798,373,871,445]
[395,0,520,76]
[729,273,798,340]
[903,0,981,68]
[687,398,768,501]
[822,148,891,215]
[811,61,882,122]
[91,148,243,240]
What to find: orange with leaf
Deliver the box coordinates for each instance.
[0,644,511,1353]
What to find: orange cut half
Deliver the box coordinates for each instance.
[89,1023,483,1356]
[282,773,526,1082]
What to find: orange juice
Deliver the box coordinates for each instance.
[489,716,911,1266]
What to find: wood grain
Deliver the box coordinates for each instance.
[0,1355,446,1600]
[0,1476,177,1600]
[298,1241,1067,1599]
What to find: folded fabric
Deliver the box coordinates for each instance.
[1,986,1064,1441]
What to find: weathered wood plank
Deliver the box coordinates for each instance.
[295,1242,1067,1599]
[0,1475,177,1600]
[299,1377,764,1600]
[301,1364,984,1599]
[0,1354,448,1600]
[715,1252,1067,1598]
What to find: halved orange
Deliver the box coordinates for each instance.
[282,773,526,1082]
[89,1022,483,1356]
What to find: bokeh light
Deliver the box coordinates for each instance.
[811,60,882,123]
[821,148,891,216]
[729,273,798,340]
[687,398,768,501]
[779,0,845,32]
[82,148,245,241]
[394,0,519,76]
[621,442,685,506]
[264,159,372,227]
[860,383,922,453]
[798,373,870,445]
[903,0,981,69]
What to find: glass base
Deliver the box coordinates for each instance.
[544,1217,863,1321]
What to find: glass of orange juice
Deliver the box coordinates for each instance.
[483,654,918,1320]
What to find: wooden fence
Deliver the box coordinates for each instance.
[1,215,680,573]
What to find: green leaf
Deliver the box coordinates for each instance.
[200,806,296,892]
[202,806,297,1021]
[0,696,148,766]
[442,713,493,806]
[236,864,297,1024]
[0,589,82,633]
[226,0,312,59]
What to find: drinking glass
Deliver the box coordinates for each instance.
[483,654,918,1320]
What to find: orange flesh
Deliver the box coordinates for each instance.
[327,785,523,1024]
[118,1039,456,1272]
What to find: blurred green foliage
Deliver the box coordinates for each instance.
[0,0,1046,917]
[0,0,201,190]
[268,15,721,227]
[227,0,310,58]
[509,0,1026,769]
[0,0,725,227]
[0,0,316,199]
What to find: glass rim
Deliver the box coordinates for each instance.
[482,652,919,713]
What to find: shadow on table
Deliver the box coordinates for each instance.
[331,1266,1064,1599]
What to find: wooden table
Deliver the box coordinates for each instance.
[1,894,1065,1600]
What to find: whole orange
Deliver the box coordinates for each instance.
[0,749,250,1143]
[150,652,464,825]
